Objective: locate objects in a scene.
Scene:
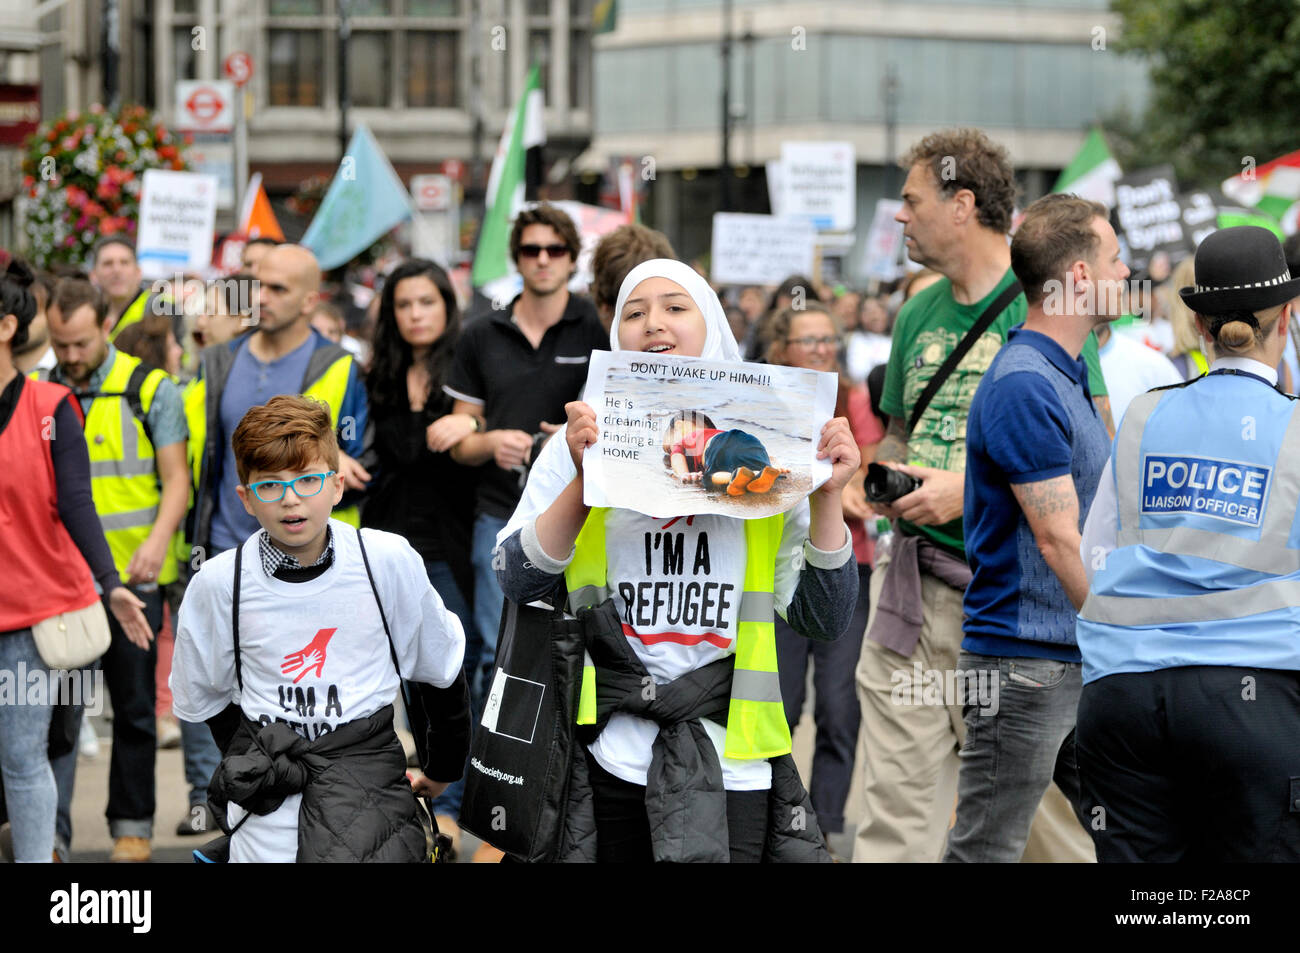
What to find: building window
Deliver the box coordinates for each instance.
[528,30,551,96]
[269,0,324,13]
[263,0,472,112]
[173,0,198,12]
[173,26,198,81]
[348,0,391,14]
[407,31,460,107]
[407,0,460,12]
[347,32,391,106]
[570,27,590,109]
[269,30,325,105]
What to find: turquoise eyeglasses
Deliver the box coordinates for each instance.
[247,471,336,503]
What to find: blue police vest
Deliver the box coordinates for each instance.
[1076,370,1300,684]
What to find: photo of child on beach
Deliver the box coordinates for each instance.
[662,410,791,495]
[580,350,836,520]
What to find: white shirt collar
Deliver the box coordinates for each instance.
[1209,355,1278,386]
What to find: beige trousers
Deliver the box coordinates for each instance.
[851,542,1095,863]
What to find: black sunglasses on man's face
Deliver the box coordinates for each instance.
[518,243,571,259]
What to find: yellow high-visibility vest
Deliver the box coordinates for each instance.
[37,349,177,584]
[565,507,791,760]
[186,349,361,531]
[107,289,154,344]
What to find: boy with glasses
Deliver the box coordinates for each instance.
[170,395,468,862]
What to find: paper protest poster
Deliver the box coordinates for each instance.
[136,169,219,278]
[711,212,817,286]
[860,198,905,281]
[779,141,856,232]
[581,351,837,519]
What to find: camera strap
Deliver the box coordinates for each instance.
[906,280,1022,436]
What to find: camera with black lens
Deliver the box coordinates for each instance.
[864,462,921,504]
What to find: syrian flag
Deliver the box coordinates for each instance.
[1222,149,1300,234]
[472,64,545,292]
[1053,128,1122,208]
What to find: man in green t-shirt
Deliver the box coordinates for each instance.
[853,128,1104,864]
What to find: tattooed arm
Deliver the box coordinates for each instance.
[874,415,909,465]
[1011,474,1088,610]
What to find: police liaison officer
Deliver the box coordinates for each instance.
[1073,226,1300,862]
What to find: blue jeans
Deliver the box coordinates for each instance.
[0,630,56,862]
[179,717,222,808]
[53,586,162,842]
[468,513,509,712]
[943,651,1087,863]
[424,559,474,820]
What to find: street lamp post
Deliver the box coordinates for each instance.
[883,63,899,198]
[719,0,733,212]
[338,0,351,162]
[102,0,121,111]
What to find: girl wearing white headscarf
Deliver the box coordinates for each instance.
[493,259,860,861]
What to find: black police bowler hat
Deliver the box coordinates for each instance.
[1179,225,1300,315]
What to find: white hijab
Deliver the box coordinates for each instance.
[609,258,742,362]
[497,259,742,546]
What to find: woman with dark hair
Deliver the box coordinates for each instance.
[0,258,150,862]
[362,258,479,853]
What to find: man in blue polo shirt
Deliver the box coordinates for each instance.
[944,194,1127,863]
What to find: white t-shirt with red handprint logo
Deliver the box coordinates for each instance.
[171,520,465,862]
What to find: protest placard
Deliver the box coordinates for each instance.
[711,212,817,286]
[136,169,218,278]
[860,198,905,281]
[581,350,837,519]
[779,141,856,232]
[1110,165,1191,273]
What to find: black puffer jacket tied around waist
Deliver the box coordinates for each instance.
[559,599,831,863]
[209,704,429,863]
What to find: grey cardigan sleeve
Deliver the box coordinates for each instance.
[783,556,859,643]
[496,524,568,605]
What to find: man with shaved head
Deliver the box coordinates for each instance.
[188,242,373,562]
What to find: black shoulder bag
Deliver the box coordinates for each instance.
[459,596,589,863]
[906,280,1022,435]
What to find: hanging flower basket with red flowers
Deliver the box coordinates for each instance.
[19,103,192,269]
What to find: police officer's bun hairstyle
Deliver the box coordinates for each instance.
[1207,306,1281,355]
[0,257,37,352]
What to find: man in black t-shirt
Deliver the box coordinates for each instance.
[445,203,607,713]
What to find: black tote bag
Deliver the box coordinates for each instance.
[460,598,587,862]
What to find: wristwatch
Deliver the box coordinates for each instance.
[469,414,483,433]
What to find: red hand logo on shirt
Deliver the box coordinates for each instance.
[281,628,337,683]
